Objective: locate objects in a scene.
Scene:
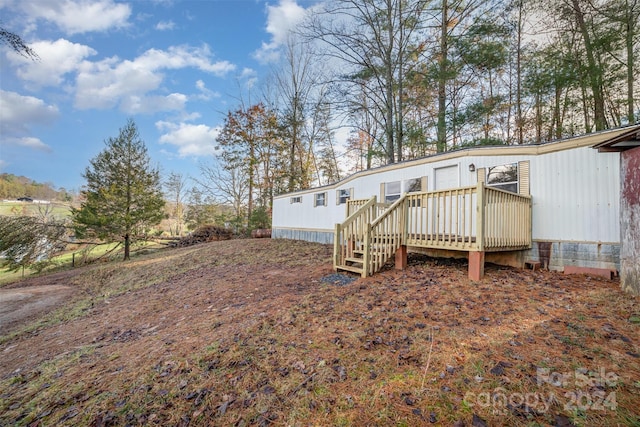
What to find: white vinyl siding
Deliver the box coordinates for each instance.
[272,144,620,244]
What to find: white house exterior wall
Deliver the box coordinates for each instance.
[274,148,619,242]
[272,129,632,271]
[530,146,619,242]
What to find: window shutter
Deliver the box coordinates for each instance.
[421,176,428,192]
[349,187,354,200]
[380,182,386,201]
[518,160,530,195]
[477,168,486,184]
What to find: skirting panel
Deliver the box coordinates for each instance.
[272,228,334,244]
[526,241,620,272]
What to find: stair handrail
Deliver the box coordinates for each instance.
[333,196,378,271]
[364,194,407,276]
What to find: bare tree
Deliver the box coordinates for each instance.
[597,0,640,124]
[0,25,38,59]
[305,0,430,164]
[164,172,187,236]
[195,161,249,225]
[268,36,321,191]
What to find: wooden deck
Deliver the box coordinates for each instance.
[334,183,532,278]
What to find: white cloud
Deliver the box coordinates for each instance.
[239,67,258,89]
[13,137,52,152]
[253,0,307,63]
[156,120,220,157]
[135,45,235,75]
[74,45,236,111]
[6,38,96,87]
[0,90,59,134]
[194,79,220,101]
[120,93,187,114]
[265,0,306,45]
[0,90,58,152]
[156,20,176,31]
[17,0,131,35]
[75,55,161,110]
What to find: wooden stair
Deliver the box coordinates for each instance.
[334,195,405,278]
[336,249,365,275]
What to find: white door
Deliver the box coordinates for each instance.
[434,165,460,237]
[435,165,459,190]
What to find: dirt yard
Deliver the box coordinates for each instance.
[0,239,639,426]
[0,281,74,334]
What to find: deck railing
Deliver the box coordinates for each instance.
[366,196,407,276]
[346,198,389,217]
[483,186,532,250]
[405,186,478,250]
[334,196,384,271]
[334,183,532,277]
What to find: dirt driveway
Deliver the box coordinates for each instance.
[0,274,75,334]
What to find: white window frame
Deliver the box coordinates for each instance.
[314,192,327,207]
[384,181,401,203]
[336,188,352,205]
[486,163,519,193]
[290,196,302,204]
[404,177,423,207]
[404,178,422,193]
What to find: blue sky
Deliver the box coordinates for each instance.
[0,0,317,191]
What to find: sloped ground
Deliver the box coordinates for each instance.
[0,239,639,426]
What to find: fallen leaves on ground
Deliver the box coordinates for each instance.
[0,239,639,426]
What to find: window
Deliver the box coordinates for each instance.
[384,181,401,203]
[405,178,423,207]
[290,196,302,204]
[314,192,327,207]
[337,188,352,205]
[404,178,422,193]
[486,163,518,193]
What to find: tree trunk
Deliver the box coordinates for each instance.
[535,92,542,143]
[554,82,562,139]
[516,0,524,144]
[124,233,130,261]
[571,0,606,131]
[385,1,396,164]
[396,0,404,162]
[626,6,635,124]
[437,0,448,153]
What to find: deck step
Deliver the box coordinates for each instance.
[336,264,364,274]
[352,249,384,256]
[345,257,364,264]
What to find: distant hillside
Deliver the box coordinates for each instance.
[0,174,73,202]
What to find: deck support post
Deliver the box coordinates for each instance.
[395,245,407,270]
[333,223,341,270]
[469,251,485,281]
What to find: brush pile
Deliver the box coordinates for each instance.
[170,225,233,247]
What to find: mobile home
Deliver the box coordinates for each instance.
[272,125,640,285]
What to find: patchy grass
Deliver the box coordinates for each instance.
[0,239,639,426]
[0,201,71,217]
[0,241,165,288]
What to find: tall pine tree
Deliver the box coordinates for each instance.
[72,119,165,260]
